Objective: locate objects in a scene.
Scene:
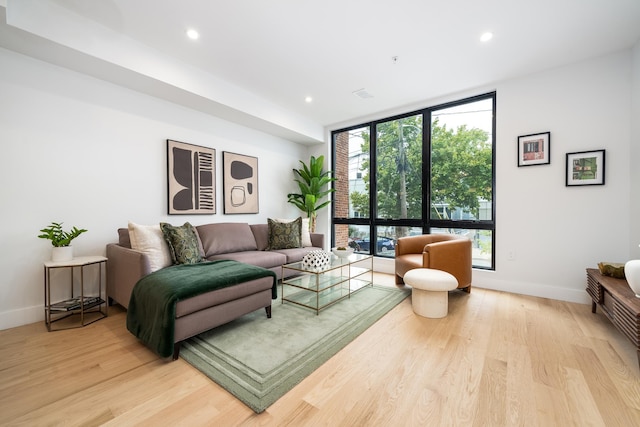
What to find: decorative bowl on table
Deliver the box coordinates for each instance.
[332,247,354,258]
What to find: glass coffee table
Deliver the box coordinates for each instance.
[281,253,373,314]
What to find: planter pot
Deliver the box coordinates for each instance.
[51,246,73,262]
[625,259,640,298]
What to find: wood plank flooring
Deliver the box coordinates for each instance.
[1,274,639,426]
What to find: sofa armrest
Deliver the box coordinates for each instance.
[106,243,152,309]
[310,233,324,249]
[423,238,472,288]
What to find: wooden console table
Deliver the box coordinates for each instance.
[586,268,640,368]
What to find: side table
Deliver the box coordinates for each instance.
[44,255,108,331]
[586,268,640,369]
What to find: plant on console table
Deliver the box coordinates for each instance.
[287,155,336,232]
[38,222,88,262]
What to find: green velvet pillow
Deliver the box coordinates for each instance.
[160,222,203,265]
[267,217,302,250]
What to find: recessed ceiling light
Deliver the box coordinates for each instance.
[186,29,200,40]
[480,32,493,42]
[305,96,313,103]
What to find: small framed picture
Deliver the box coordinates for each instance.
[518,132,550,166]
[566,149,605,186]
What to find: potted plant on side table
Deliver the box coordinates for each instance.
[38,222,88,262]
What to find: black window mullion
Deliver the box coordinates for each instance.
[423,110,431,232]
[369,122,378,253]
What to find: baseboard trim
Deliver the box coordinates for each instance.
[473,276,591,305]
[372,257,590,305]
[0,305,43,331]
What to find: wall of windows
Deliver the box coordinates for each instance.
[332,93,495,269]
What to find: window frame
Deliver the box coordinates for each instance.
[331,92,496,270]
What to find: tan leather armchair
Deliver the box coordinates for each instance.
[395,234,472,292]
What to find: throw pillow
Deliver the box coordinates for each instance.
[160,222,203,265]
[128,222,173,272]
[267,217,302,250]
[275,217,313,247]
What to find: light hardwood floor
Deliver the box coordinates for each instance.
[1,274,639,426]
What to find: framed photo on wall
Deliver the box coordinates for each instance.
[518,132,550,166]
[223,151,259,214]
[566,149,605,186]
[167,139,216,214]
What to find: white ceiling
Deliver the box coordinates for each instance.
[2,0,640,143]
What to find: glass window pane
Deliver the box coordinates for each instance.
[430,99,493,221]
[349,226,400,258]
[334,127,370,219]
[431,227,493,268]
[347,225,370,253]
[375,115,422,220]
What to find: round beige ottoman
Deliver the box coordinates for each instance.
[404,268,458,318]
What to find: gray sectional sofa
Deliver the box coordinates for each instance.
[107,221,324,309]
[107,221,324,359]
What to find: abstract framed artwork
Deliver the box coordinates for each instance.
[167,139,216,214]
[566,149,605,187]
[517,132,550,166]
[223,151,259,214]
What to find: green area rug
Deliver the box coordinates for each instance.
[180,285,410,413]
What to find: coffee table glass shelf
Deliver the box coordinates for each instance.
[281,253,373,314]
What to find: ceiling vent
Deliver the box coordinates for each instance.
[352,88,374,99]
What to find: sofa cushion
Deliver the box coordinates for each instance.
[118,228,132,248]
[197,222,258,257]
[275,217,312,247]
[128,222,173,272]
[207,250,287,270]
[175,276,274,318]
[267,217,302,250]
[160,222,203,265]
[250,224,269,251]
[271,246,321,263]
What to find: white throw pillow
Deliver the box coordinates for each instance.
[128,222,173,272]
[275,217,313,247]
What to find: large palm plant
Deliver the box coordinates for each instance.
[287,155,336,232]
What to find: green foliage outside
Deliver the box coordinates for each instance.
[349,116,492,222]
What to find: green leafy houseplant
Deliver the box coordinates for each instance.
[287,155,336,232]
[38,222,88,247]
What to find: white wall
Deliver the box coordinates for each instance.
[331,49,635,304]
[0,47,309,329]
[478,50,632,302]
[631,41,640,259]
